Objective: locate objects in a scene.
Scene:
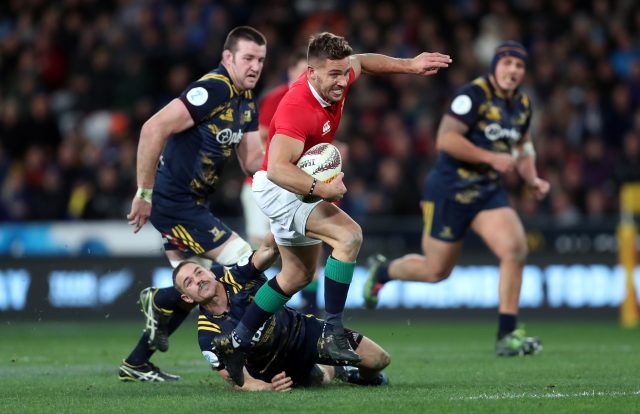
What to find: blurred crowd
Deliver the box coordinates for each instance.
[1,0,639,226]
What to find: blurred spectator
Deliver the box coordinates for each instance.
[82,164,126,219]
[615,131,640,184]
[1,0,639,224]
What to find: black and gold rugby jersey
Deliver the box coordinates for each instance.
[434,75,532,191]
[155,64,258,203]
[197,262,312,377]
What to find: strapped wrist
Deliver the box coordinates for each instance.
[136,187,153,203]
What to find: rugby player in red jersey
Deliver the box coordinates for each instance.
[214,32,451,386]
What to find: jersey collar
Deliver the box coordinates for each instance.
[307,81,331,108]
[217,63,240,95]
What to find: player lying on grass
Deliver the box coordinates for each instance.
[172,244,390,391]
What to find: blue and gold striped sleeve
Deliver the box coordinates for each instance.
[197,316,224,371]
[220,268,242,294]
[197,315,222,333]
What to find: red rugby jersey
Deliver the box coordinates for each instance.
[260,68,355,171]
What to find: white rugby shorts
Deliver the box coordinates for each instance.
[252,171,322,246]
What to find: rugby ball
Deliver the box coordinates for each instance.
[296,143,342,202]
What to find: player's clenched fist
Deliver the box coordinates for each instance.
[317,172,347,202]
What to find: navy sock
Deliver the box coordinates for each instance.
[323,256,355,328]
[498,313,517,339]
[125,333,154,365]
[376,262,391,284]
[324,277,350,327]
[232,303,274,347]
[152,286,184,310]
[301,279,318,314]
[233,278,290,347]
[167,308,190,335]
[124,308,190,365]
[301,289,318,315]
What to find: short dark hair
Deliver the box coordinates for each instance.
[307,32,352,64]
[172,260,195,292]
[223,26,267,53]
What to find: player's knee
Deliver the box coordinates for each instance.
[374,349,391,370]
[216,237,252,266]
[339,222,362,253]
[301,268,316,285]
[428,261,454,282]
[515,242,529,262]
[500,240,528,263]
[431,268,453,282]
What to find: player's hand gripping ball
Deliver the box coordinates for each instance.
[296,143,342,203]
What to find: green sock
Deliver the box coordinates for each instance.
[254,283,290,314]
[324,256,356,284]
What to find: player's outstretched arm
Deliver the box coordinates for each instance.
[351,52,452,79]
[127,99,194,233]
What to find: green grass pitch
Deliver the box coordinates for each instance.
[1,317,638,413]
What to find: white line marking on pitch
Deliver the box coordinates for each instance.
[451,390,640,401]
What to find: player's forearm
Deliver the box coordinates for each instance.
[516,154,539,186]
[243,151,265,176]
[355,53,414,75]
[136,121,168,188]
[268,162,320,197]
[437,131,494,165]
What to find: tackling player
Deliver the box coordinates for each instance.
[171,245,390,391]
[118,26,276,382]
[363,41,550,357]
[213,32,452,386]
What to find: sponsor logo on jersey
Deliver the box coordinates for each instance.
[251,321,267,345]
[215,128,243,145]
[484,123,521,142]
[322,120,331,135]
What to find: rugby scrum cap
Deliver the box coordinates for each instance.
[489,40,528,74]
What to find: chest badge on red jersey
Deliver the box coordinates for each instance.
[322,120,331,135]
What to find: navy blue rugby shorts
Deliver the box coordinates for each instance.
[149,194,233,255]
[421,173,509,242]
